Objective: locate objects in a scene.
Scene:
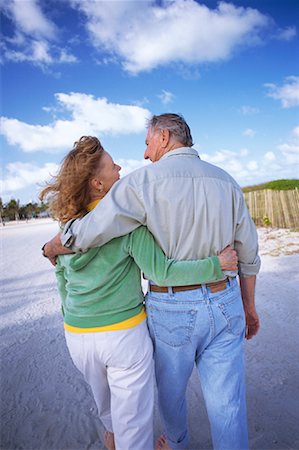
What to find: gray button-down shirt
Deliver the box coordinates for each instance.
[62,147,260,279]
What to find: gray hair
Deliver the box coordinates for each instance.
[147,113,194,147]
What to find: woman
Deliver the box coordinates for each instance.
[40,136,237,450]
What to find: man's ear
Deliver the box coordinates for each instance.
[161,129,170,148]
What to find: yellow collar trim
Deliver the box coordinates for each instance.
[86,199,100,212]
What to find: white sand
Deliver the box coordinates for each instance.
[1,220,299,450]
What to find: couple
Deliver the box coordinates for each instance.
[42,113,261,450]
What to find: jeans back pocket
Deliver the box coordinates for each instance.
[147,303,197,347]
[217,292,245,336]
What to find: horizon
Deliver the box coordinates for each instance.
[1,0,299,204]
[2,177,299,208]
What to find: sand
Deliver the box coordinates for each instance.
[1,219,299,450]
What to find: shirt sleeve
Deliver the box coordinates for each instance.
[61,175,146,252]
[127,226,224,286]
[55,259,67,317]
[234,190,261,277]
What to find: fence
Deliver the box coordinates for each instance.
[243,189,299,229]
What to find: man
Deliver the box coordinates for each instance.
[44,113,260,450]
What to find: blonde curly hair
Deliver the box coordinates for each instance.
[39,136,104,224]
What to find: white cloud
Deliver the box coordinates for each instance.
[247,160,258,171]
[70,0,270,73]
[278,143,299,164]
[117,159,151,178]
[32,40,53,63]
[132,97,150,108]
[5,0,57,39]
[3,40,51,63]
[5,31,26,46]
[277,126,299,164]
[240,105,259,115]
[293,126,299,138]
[1,0,77,67]
[276,26,297,41]
[265,76,299,108]
[243,128,256,137]
[240,148,249,156]
[200,149,250,180]
[201,149,235,164]
[0,157,150,201]
[3,40,78,66]
[58,50,78,63]
[1,161,59,196]
[157,90,175,105]
[229,159,245,174]
[200,139,298,187]
[264,151,276,161]
[0,92,151,152]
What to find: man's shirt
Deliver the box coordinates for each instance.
[62,147,260,279]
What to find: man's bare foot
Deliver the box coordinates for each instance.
[156,434,171,450]
[104,431,115,450]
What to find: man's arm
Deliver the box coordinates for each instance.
[43,173,146,264]
[239,275,259,340]
[61,175,146,252]
[232,189,260,339]
[234,193,261,278]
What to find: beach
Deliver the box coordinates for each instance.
[1,219,299,450]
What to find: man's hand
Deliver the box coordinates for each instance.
[42,232,73,266]
[244,307,260,340]
[239,275,260,340]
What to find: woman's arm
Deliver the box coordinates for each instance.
[55,259,67,316]
[128,227,237,286]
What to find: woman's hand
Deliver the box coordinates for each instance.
[42,233,73,266]
[218,245,238,271]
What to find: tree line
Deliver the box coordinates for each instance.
[0,198,49,223]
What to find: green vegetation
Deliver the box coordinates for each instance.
[262,215,272,227]
[0,197,49,223]
[242,179,299,193]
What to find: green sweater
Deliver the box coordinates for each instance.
[55,226,223,329]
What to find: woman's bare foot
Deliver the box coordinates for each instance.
[156,434,171,450]
[104,431,115,450]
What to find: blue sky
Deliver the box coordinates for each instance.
[1,0,298,204]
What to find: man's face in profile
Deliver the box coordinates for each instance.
[144,128,164,162]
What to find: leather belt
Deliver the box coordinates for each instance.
[149,278,229,294]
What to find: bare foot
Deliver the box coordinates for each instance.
[156,434,171,450]
[104,431,115,450]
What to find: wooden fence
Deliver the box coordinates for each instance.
[243,189,299,229]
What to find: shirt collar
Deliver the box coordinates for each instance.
[160,146,200,161]
[86,199,101,211]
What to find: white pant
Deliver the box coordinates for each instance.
[65,320,154,450]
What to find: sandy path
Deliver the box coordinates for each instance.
[1,220,299,450]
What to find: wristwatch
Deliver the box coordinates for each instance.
[41,243,47,257]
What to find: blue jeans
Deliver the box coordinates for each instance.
[145,277,248,450]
